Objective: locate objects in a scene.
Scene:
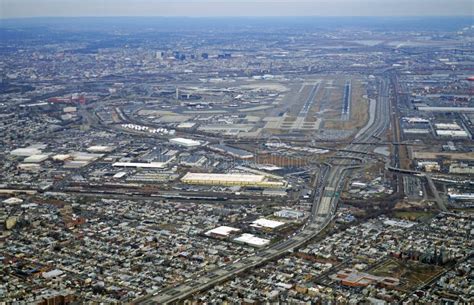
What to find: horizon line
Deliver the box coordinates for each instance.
[2,15,473,20]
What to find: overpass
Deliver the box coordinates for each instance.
[131,77,393,304]
[387,166,447,212]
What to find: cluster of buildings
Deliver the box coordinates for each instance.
[190,212,473,303]
[346,176,394,200]
[1,196,268,303]
[204,215,299,248]
[0,16,472,304]
[396,67,473,205]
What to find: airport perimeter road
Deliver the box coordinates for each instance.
[131,77,392,305]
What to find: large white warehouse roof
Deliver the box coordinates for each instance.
[205,226,240,237]
[23,154,49,163]
[10,147,42,157]
[170,137,201,147]
[234,233,270,247]
[436,130,469,137]
[251,218,285,229]
[112,162,166,168]
[182,172,264,183]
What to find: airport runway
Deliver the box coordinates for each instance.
[131,77,392,305]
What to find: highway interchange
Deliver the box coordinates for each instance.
[132,76,392,304]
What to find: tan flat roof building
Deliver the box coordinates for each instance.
[181,172,285,187]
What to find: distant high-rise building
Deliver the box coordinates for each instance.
[201,53,208,59]
[155,51,164,60]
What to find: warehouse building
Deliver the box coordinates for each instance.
[10,145,45,157]
[209,144,254,159]
[170,137,201,147]
[112,162,167,169]
[251,218,285,229]
[17,163,41,171]
[448,193,474,201]
[87,145,115,153]
[402,117,430,124]
[205,226,240,239]
[233,233,270,247]
[23,154,49,163]
[274,209,305,219]
[180,155,207,167]
[52,154,71,161]
[436,130,470,138]
[449,163,474,174]
[417,106,474,113]
[434,123,462,130]
[181,172,285,187]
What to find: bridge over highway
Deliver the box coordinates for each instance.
[131,77,393,304]
[387,166,447,212]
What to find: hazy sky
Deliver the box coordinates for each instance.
[1,0,472,18]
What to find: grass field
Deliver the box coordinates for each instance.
[324,78,369,130]
[263,76,368,135]
[370,258,445,292]
[393,211,435,221]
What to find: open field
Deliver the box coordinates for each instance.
[369,258,445,292]
[323,78,369,130]
[393,211,435,221]
[263,76,367,134]
[411,151,474,161]
[321,77,345,120]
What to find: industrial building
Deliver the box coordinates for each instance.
[23,154,49,163]
[63,160,90,168]
[170,137,201,147]
[417,161,441,172]
[262,189,287,197]
[176,122,196,129]
[402,117,430,124]
[181,172,285,187]
[10,145,45,157]
[113,172,127,179]
[435,130,470,138]
[112,162,167,169]
[274,209,305,219]
[233,233,270,247]
[403,129,430,134]
[417,106,474,113]
[434,123,463,130]
[205,226,240,239]
[87,145,115,153]
[251,218,285,229]
[180,155,207,167]
[449,163,474,174]
[447,192,474,201]
[17,163,41,171]
[209,144,254,159]
[70,152,103,162]
[52,154,71,161]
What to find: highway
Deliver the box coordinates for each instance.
[131,77,392,304]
